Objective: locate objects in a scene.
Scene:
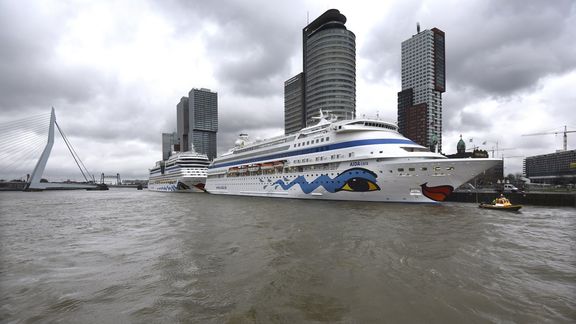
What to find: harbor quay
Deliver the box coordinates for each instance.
[447,190,576,207]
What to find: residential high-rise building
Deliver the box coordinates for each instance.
[188,88,218,160]
[398,25,445,152]
[175,88,218,160]
[161,132,179,161]
[284,9,356,134]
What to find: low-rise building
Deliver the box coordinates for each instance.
[523,150,576,185]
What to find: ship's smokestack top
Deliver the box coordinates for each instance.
[417,22,420,33]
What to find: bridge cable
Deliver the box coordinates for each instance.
[54,120,92,182]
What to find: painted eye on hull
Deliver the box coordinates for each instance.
[337,177,380,192]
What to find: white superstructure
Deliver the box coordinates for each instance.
[148,151,209,192]
[205,114,499,203]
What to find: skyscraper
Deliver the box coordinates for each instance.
[398,25,445,152]
[284,9,356,134]
[188,88,218,160]
[284,73,305,135]
[161,132,179,161]
[175,88,218,160]
[176,96,189,152]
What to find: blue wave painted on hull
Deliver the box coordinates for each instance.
[272,168,380,194]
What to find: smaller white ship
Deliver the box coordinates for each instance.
[148,151,210,192]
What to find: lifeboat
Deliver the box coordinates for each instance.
[261,163,274,170]
[248,164,261,172]
[273,161,284,169]
[238,166,248,174]
[228,167,239,175]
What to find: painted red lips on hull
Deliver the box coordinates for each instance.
[420,183,454,201]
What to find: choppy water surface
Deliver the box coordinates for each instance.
[1,190,574,323]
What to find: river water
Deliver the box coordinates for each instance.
[0,189,574,323]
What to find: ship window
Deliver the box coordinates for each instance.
[434,166,441,171]
[409,168,415,171]
[307,141,310,145]
[326,137,329,141]
[446,167,454,171]
[321,138,324,142]
[398,168,404,172]
[421,167,427,171]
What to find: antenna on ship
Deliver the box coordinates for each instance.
[417,22,420,33]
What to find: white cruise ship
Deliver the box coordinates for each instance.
[148,151,210,192]
[205,113,500,203]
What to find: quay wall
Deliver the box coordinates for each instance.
[0,182,26,191]
[447,191,576,207]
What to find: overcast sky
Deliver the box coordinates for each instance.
[1,0,575,181]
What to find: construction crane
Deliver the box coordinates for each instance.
[522,125,576,151]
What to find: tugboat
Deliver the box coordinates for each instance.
[479,194,522,211]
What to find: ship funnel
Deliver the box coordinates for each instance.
[235,133,250,147]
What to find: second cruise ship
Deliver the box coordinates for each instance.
[149,150,210,192]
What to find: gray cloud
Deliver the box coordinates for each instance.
[154,0,304,97]
[448,0,576,95]
[0,1,111,113]
[363,0,576,96]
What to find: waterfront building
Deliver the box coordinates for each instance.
[284,73,305,135]
[284,9,356,134]
[161,132,179,161]
[188,88,218,160]
[398,25,445,152]
[176,97,189,152]
[523,150,576,185]
[176,88,218,160]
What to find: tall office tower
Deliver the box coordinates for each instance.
[176,96,189,152]
[188,88,218,160]
[161,132,179,160]
[284,9,356,134]
[284,73,305,134]
[398,25,445,152]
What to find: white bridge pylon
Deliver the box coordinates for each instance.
[26,108,56,189]
[25,108,105,191]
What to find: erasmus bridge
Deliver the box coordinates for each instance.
[0,108,108,191]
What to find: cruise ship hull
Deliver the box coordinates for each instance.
[206,158,498,203]
[148,176,206,193]
[206,116,500,203]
